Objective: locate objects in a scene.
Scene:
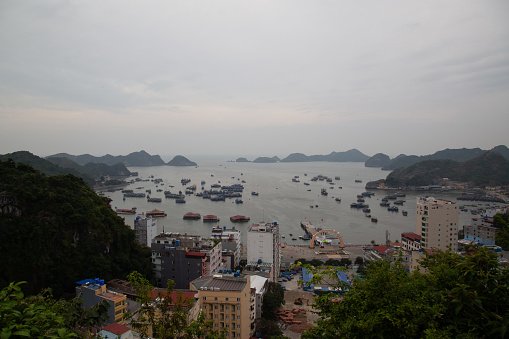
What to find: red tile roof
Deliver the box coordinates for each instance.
[373,245,390,254]
[402,232,422,241]
[149,290,197,306]
[186,251,206,258]
[102,323,131,335]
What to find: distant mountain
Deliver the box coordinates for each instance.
[167,155,197,166]
[281,149,370,162]
[365,153,391,168]
[0,151,95,186]
[253,156,280,163]
[380,150,509,188]
[236,157,250,162]
[381,148,488,170]
[492,145,509,160]
[47,157,131,178]
[47,150,166,167]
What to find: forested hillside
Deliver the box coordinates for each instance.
[0,159,154,298]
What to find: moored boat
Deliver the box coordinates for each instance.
[203,215,220,222]
[183,212,201,220]
[230,215,250,222]
[146,209,167,217]
[115,209,136,214]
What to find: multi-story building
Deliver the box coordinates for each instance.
[416,197,459,251]
[76,278,127,324]
[249,275,269,319]
[463,224,497,246]
[134,216,158,247]
[401,232,421,251]
[151,233,222,289]
[190,274,256,338]
[211,226,242,269]
[247,222,281,281]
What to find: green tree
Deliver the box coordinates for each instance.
[0,281,109,339]
[354,256,364,266]
[494,213,509,250]
[261,282,285,320]
[125,271,225,339]
[302,246,509,338]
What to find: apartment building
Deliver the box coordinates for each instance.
[134,216,157,247]
[247,222,281,281]
[463,224,497,246]
[191,274,255,338]
[152,233,222,289]
[416,197,459,251]
[211,226,242,269]
[76,278,127,324]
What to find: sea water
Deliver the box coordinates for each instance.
[102,158,474,245]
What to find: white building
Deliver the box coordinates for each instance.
[247,222,281,281]
[416,197,459,251]
[250,275,269,319]
[134,216,157,247]
[211,226,242,268]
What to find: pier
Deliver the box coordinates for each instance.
[300,221,318,237]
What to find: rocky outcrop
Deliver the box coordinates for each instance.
[281,149,370,162]
[236,157,250,162]
[166,155,197,166]
[365,153,391,168]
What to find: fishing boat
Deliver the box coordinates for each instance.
[235,199,243,204]
[335,197,341,202]
[175,199,186,204]
[402,210,408,216]
[251,192,259,196]
[371,217,378,223]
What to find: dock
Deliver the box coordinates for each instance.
[300,221,318,237]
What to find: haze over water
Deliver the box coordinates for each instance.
[104,158,474,245]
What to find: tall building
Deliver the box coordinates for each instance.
[247,222,281,281]
[134,216,157,247]
[191,274,256,338]
[75,278,127,324]
[211,226,242,269]
[151,233,222,289]
[416,197,459,251]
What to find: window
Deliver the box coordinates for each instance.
[237,298,240,301]
[203,305,207,310]
[215,297,218,301]
[225,297,229,301]
[203,297,206,300]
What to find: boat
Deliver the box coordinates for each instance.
[335,176,340,180]
[251,192,259,196]
[380,201,390,207]
[175,199,186,204]
[292,237,297,241]
[321,188,328,196]
[388,206,399,212]
[335,197,341,202]
[147,197,162,203]
[292,178,300,182]
[402,210,408,216]
[365,214,371,218]
[282,235,285,238]
[393,200,405,205]
[235,199,243,204]
[183,212,201,220]
[203,215,220,222]
[230,215,250,222]
[146,209,167,217]
[301,234,311,240]
[371,217,378,223]
[355,179,362,183]
[362,208,371,213]
[304,182,310,186]
[115,209,136,214]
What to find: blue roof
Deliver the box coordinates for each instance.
[75,278,95,285]
[302,267,314,289]
[336,270,351,285]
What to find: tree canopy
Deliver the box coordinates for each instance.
[303,246,509,338]
[0,159,154,298]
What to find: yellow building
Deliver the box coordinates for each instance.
[190,274,255,338]
[76,278,127,324]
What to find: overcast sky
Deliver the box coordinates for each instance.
[1,1,508,159]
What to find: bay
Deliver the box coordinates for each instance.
[102,158,474,245]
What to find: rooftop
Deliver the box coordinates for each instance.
[191,275,248,292]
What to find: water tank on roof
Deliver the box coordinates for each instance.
[232,226,235,230]
[236,270,240,275]
[176,240,180,247]
[95,278,100,285]
[219,269,223,273]
[223,226,226,230]
[273,222,278,226]
[257,259,262,264]
[99,279,104,286]
[136,216,140,220]
[228,269,232,274]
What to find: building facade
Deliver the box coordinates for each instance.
[152,233,222,289]
[463,224,497,246]
[416,197,459,251]
[76,278,127,324]
[190,274,255,338]
[134,216,158,247]
[401,232,422,251]
[247,222,281,281]
[211,226,242,269]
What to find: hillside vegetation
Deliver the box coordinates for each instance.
[384,150,509,187]
[0,159,154,298]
